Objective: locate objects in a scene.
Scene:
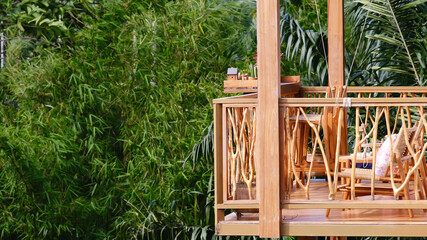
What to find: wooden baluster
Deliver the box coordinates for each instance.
[393,108,414,217]
[333,107,344,196]
[227,108,234,199]
[404,93,412,127]
[300,108,334,199]
[286,108,293,199]
[371,107,381,199]
[351,107,360,200]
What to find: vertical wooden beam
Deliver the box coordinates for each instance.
[257,0,281,238]
[280,107,287,201]
[214,103,225,230]
[328,0,344,87]
[327,0,348,166]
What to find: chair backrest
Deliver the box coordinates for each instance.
[392,123,421,158]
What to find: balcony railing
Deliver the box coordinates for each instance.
[214,86,427,237]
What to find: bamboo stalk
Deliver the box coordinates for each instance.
[0,31,4,69]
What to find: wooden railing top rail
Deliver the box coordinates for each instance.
[280,98,427,107]
[301,86,427,94]
[213,86,427,104]
[214,97,427,106]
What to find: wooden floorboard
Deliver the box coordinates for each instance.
[217,182,427,236]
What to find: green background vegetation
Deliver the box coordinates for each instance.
[0,0,425,239]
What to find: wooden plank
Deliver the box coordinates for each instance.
[222,85,427,98]
[217,203,259,210]
[218,199,427,210]
[213,94,257,104]
[282,200,427,209]
[214,97,427,106]
[217,182,427,236]
[224,80,258,88]
[223,104,257,108]
[257,0,281,237]
[224,80,258,93]
[224,82,301,94]
[300,86,427,94]
[224,76,300,93]
[346,86,427,93]
[279,98,427,107]
[223,199,259,205]
[216,220,427,237]
[328,0,344,87]
[214,103,225,225]
[216,222,259,236]
[300,87,328,94]
[221,93,258,100]
[282,223,427,237]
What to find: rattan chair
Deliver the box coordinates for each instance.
[331,121,426,217]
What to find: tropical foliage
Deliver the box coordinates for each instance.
[280,0,426,86]
[345,0,426,86]
[0,0,255,238]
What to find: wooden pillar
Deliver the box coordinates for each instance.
[257,0,281,238]
[327,0,348,163]
[328,0,344,87]
[214,103,224,231]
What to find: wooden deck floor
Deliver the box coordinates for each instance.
[217,182,427,237]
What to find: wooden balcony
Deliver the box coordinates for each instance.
[213,86,427,237]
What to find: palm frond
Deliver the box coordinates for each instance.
[347,0,427,86]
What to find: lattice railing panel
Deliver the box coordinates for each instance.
[226,106,257,200]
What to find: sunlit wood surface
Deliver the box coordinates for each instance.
[217,182,427,236]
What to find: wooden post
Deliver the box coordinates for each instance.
[327,0,348,165]
[257,0,281,238]
[328,0,344,87]
[214,103,225,231]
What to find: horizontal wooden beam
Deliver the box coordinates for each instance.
[282,223,427,237]
[216,222,259,236]
[346,86,427,93]
[224,80,258,93]
[282,200,427,209]
[214,97,427,106]
[216,220,427,237]
[224,80,301,94]
[217,202,259,210]
[280,97,427,107]
[217,200,427,210]
[300,86,427,94]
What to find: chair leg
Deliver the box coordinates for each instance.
[397,159,414,217]
[419,161,427,211]
[325,208,331,217]
[403,185,414,217]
